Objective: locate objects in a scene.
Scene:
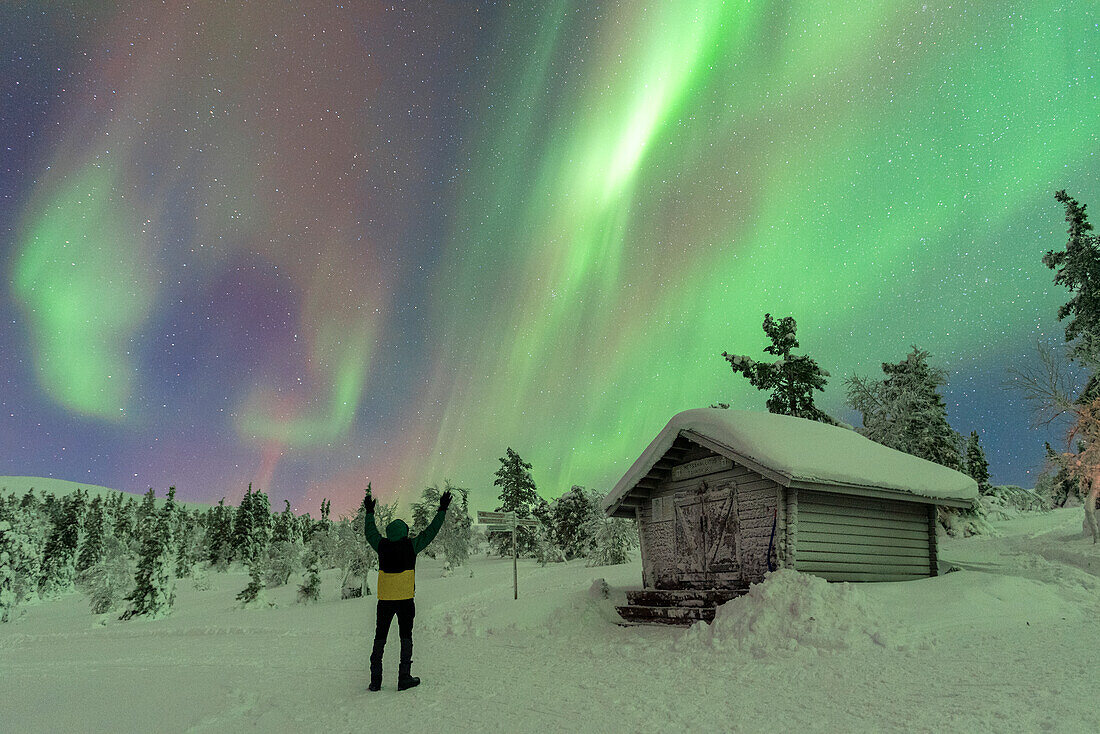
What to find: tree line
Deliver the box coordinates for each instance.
[0,463,637,624]
[0,481,475,623]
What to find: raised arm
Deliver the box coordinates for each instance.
[412,490,452,554]
[363,491,381,551]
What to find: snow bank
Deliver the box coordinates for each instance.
[674,570,902,658]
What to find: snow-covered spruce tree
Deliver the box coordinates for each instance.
[205,498,234,569]
[297,550,322,603]
[75,495,107,576]
[965,432,993,495]
[248,487,272,561]
[2,504,42,610]
[1,516,39,622]
[111,494,135,548]
[78,534,132,615]
[236,561,270,607]
[722,313,838,425]
[133,488,157,542]
[846,347,964,471]
[550,486,599,560]
[492,448,542,557]
[38,490,86,598]
[231,484,257,563]
[120,488,176,620]
[174,509,201,578]
[271,499,295,545]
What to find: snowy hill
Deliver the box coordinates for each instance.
[0,475,211,511]
[2,509,1099,732]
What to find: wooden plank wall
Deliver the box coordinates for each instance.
[637,459,782,589]
[794,490,933,582]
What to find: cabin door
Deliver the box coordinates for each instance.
[673,482,743,588]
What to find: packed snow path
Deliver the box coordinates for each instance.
[2,508,1098,733]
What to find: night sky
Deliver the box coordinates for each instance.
[2,1,1097,515]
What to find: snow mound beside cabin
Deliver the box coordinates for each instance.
[674,570,903,658]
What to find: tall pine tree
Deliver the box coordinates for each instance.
[722,314,837,424]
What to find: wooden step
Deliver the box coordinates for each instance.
[626,588,748,608]
[615,604,716,626]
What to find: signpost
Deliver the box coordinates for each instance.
[477,510,539,599]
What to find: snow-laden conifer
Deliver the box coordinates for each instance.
[205,498,234,569]
[236,561,271,607]
[1,516,39,622]
[297,551,321,603]
[846,347,964,471]
[76,495,106,575]
[492,448,541,556]
[79,534,132,615]
[965,432,992,494]
[120,488,176,620]
[38,490,86,598]
[550,486,599,560]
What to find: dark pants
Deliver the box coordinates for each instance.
[370,599,415,678]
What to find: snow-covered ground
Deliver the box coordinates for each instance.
[3,508,1098,733]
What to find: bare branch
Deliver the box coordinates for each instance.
[1003,341,1078,427]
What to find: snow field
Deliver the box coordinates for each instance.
[2,508,1100,733]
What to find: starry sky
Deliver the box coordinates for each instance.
[2,1,1097,515]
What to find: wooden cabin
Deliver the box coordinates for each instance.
[602,408,978,625]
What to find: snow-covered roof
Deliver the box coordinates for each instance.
[603,409,978,515]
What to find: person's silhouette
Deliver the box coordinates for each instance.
[363,487,451,691]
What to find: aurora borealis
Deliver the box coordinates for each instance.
[2,1,1098,513]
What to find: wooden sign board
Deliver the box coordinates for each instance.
[484,524,515,533]
[671,455,733,481]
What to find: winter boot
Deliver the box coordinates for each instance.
[397,637,419,691]
[368,664,383,692]
[369,644,384,692]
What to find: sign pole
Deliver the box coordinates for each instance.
[476,509,538,600]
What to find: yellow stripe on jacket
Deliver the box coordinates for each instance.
[377,569,415,600]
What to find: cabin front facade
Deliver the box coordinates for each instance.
[603,409,978,626]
